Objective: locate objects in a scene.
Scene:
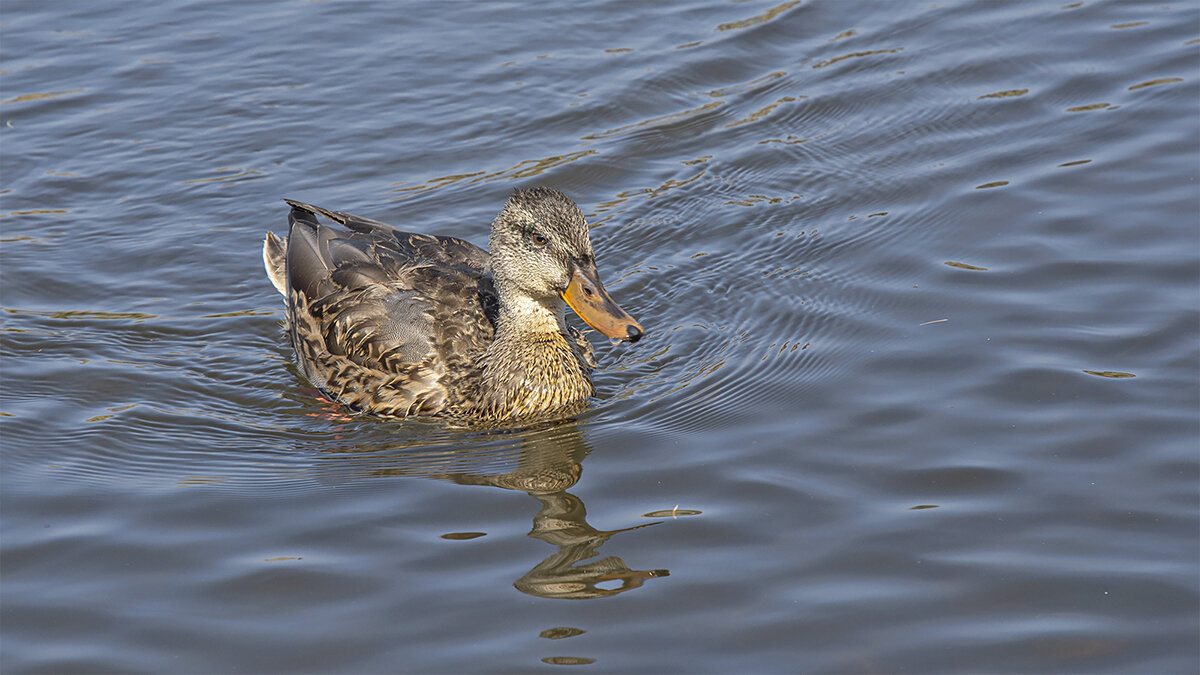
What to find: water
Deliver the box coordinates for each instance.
[2,0,1197,672]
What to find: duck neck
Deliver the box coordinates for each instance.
[493,291,568,339]
[477,291,593,418]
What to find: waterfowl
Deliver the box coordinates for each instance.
[262,187,643,421]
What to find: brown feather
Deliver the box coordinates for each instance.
[262,189,627,422]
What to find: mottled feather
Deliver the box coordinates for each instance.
[262,189,628,422]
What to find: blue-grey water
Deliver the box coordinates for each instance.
[2,1,1197,672]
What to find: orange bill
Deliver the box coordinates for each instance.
[561,264,644,343]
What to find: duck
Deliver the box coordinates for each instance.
[262,187,644,421]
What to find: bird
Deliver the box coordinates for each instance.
[262,187,643,421]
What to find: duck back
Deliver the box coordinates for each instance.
[265,201,499,417]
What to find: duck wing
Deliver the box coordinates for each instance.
[275,201,497,416]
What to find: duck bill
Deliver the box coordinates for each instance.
[561,264,644,343]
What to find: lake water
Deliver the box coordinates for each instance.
[2,0,1197,672]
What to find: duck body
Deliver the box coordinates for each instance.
[263,187,642,421]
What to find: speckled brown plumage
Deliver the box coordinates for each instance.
[262,188,642,421]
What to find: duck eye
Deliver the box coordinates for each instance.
[532,233,548,246]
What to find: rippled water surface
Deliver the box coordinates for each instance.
[3,0,1198,672]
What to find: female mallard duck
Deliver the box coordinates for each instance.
[262,187,643,421]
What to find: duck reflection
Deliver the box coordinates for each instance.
[320,419,669,599]
[513,490,667,599]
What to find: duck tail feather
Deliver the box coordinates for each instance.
[263,231,288,296]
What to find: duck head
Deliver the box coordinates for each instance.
[489,187,643,343]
